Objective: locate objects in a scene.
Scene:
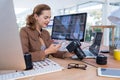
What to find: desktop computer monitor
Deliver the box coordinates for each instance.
[51,13,87,41]
[0,0,26,70]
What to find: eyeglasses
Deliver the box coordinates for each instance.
[67,63,87,70]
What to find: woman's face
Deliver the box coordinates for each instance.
[35,10,51,28]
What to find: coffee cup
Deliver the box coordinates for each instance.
[113,49,120,60]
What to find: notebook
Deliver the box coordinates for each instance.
[72,32,103,59]
[72,46,99,59]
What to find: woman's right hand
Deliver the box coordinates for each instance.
[45,44,61,55]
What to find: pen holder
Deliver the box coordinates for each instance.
[24,53,33,70]
[109,45,116,56]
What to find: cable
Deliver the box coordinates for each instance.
[81,60,98,68]
[72,59,98,68]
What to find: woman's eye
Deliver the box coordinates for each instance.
[44,17,47,19]
[44,17,48,19]
[44,16,51,19]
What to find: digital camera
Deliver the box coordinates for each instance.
[66,41,86,60]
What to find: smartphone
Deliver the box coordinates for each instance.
[53,41,59,44]
[97,67,120,78]
[53,41,65,45]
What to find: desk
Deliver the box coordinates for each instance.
[83,45,120,68]
[18,57,120,80]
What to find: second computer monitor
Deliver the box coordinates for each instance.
[51,13,87,41]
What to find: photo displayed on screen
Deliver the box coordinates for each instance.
[51,13,87,41]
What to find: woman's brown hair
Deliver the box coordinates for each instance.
[26,4,51,29]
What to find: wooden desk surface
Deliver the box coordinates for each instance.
[18,57,120,80]
[83,54,120,68]
[82,44,120,68]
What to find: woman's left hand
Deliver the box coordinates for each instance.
[64,52,75,58]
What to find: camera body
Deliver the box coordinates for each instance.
[66,41,86,60]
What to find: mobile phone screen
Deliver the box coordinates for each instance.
[98,68,120,78]
[101,68,120,76]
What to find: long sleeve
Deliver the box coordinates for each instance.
[20,27,69,61]
[44,31,67,58]
[20,28,46,61]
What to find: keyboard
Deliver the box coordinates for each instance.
[84,50,94,56]
[0,58,64,80]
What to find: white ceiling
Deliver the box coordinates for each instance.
[13,0,92,15]
[13,0,120,10]
[13,0,120,17]
[13,0,106,9]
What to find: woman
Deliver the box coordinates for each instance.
[20,4,73,61]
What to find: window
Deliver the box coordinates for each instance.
[15,8,32,30]
[78,4,102,41]
[108,6,120,48]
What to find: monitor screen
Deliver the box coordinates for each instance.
[51,13,87,41]
[0,0,26,70]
